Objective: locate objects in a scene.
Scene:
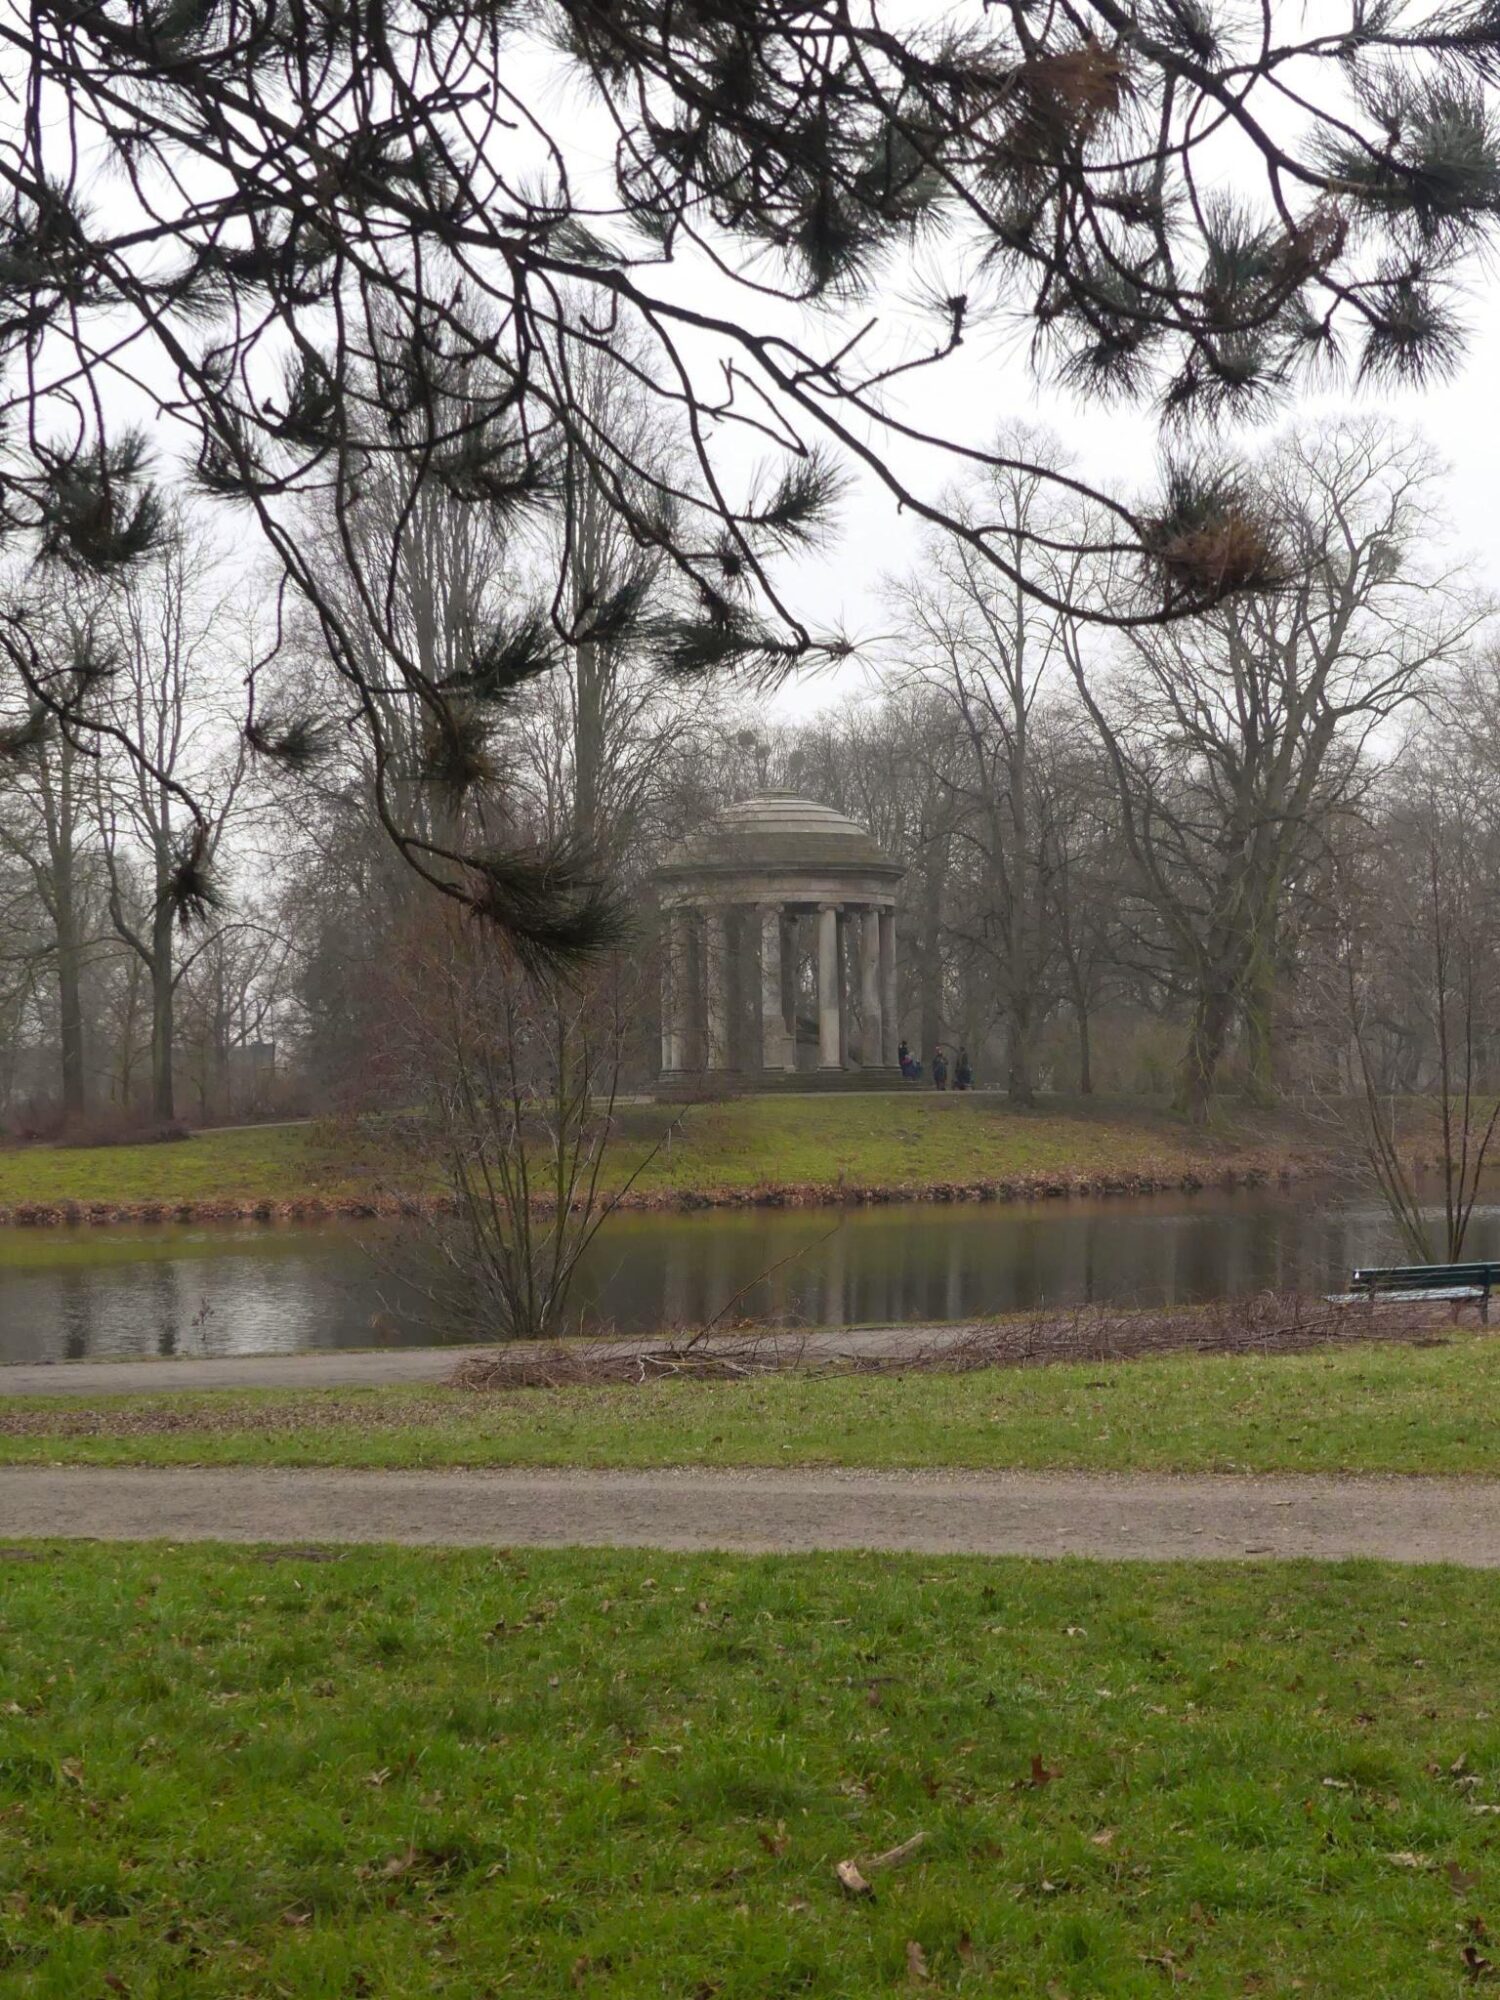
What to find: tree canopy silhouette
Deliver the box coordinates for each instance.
[4,0,1500,955]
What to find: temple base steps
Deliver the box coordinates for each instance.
[655,1066,908,1100]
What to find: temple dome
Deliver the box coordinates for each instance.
[660,792,900,879]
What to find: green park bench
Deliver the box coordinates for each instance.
[1338,1262,1500,1323]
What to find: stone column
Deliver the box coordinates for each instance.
[704,907,730,1072]
[879,907,898,1066]
[817,904,841,1069]
[759,904,794,1071]
[780,912,798,1057]
[836,909,850,1067]
[859,907,882,1067]
[659,905,688,1074]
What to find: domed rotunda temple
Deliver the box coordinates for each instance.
[654,793,905,1089]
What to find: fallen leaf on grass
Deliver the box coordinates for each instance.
[1021,1754,1061,1789]
[1387,1851,1432,1870]
[957,1933,975,1965]
[906,1940,929,1984]
[1463,1944,1495,1981]
[758,1827,790,1858]
[364,1768,391,1789]
[835,1860,873,1897]
[1089,1829,1116,1848]
[1447,1861,1481,1894]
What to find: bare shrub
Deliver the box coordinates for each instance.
[380,908,669,1344]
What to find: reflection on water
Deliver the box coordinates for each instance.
[0,1189,1482,1366]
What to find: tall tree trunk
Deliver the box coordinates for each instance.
[1075,997,1093,1096]
[1002,724,1037,1109]
[150,899,175,1123]
[916,828,955,1062]
[42,737,87,1122]
[573,635,604,856]
[918,878,945,1060]
[1241,951,1278,1109]
[1006,991,1036,1107]
[54,795,86,1123]
[56,909,86,1124]
[116,955,141,1108]
[212,957,231,1120]
[1178,982,1236,1125]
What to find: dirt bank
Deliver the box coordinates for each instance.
[0,1157,1321,1227]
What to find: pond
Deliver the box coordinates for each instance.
[0,1185,1477,1367]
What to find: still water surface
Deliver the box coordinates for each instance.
[0,1188,1476,1367]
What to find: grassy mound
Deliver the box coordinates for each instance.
[0,1096,1323,1219]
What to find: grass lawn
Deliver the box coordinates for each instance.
[2,1544,1497,1996]
[0,1095,1315,1212]
[620,1094,1279,1197]
[0,1123,365,1209]
[5,1334,1499,1475]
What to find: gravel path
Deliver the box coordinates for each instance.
[0,1325,980,1397]
[4,1465,1500,1563]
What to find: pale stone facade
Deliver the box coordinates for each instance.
[655,794,905,1086]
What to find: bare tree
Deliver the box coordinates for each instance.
[0,577,115,1120]
[94,528,248,1122]
[1334,769,1500,1263]
[1068,421,1484,1122]
[174,914,294,1122]
[893,443,1084,1103]
[550,329,695,861]
[1043,726,1127,1096]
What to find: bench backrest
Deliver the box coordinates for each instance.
[1352,1263,1500,1288]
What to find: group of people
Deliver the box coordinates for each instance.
[898,1041,974,1091]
